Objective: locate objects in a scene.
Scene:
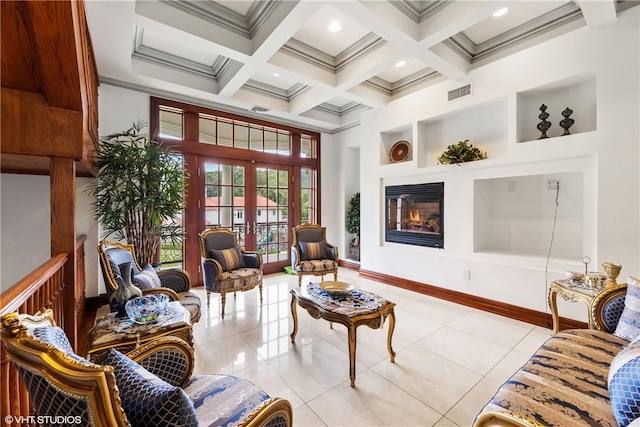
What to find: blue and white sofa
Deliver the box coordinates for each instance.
[475,277,640,427]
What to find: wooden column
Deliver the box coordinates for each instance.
[50,157,78,349]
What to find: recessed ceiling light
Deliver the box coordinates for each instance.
[493,7,509,17]
[273,72,280,77]
[328,21,341,32]
[395,60,406,67]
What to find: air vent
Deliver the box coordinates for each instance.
[448,83,472,102]
[249,105,269,113]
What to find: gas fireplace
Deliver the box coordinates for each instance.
[385,182,444,248]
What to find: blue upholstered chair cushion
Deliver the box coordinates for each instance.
[132,263,162,290]
[209,246,245,271]
[615,277,640,341]
[609,336,640,426]
[299,241,327,261]
[182,374,269,426]
[104,348,198,427]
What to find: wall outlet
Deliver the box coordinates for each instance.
[547,179,560,190]
[508,181,516,192]
[463,269,471,280]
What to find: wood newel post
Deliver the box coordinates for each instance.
[50,157,78,350]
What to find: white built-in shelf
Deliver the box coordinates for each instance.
[473,172,584,260]
[517,73,597,143]
[416,97,508,168]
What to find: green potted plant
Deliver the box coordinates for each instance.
[346,192,360,261]
[88,121,188,267]
[437,140,487,165]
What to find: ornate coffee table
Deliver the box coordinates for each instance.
[290,283,396,387]
[87,300,193,362]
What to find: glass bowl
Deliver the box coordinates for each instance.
[125,294,168,324]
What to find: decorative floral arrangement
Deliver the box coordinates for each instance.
[437,140,487,165]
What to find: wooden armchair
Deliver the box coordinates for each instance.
[291,224,339,286]
[98,239,201,323]
[0,310,293,427]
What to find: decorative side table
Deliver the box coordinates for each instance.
[548,279,607,334]
[87,301,193,362]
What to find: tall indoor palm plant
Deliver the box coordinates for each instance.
[89,121,187,267]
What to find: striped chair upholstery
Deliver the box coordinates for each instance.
[291,224,338,286]
[199,228,263,319]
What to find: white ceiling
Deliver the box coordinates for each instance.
[85,0,634,133]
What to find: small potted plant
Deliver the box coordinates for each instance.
[346,192,360,261]
[437,140,487,165]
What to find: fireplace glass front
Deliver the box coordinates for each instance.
[385,182,444,248]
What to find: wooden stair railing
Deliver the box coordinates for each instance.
[0,254,69,423]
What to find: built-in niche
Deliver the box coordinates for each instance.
[380,125,413,165]
[417,97,508,168]
[473,172,584,259]
[385,182,444,248]
[517,73,596,143]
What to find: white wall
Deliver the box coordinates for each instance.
[0,175,99,297]
[324,9,639,322]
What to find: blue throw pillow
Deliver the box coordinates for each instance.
[609,337,640,426]
[103,348,197,427]
[132,264,162,290]
[614,277,640,341]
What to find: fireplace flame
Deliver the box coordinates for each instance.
[408,210,422,222]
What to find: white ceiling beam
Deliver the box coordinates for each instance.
[331,1,468,83]
[336,43,402,90]
[219,2,323,97]
[289,88,334,115]
[576,0,617,28]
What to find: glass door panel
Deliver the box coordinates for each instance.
[256,165,290,273]
[203,161,248,245]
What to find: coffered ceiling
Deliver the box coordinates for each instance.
[85,0,634,133]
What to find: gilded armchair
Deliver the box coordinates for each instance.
[291,224,339,286]
[98,239,201,323]
[0,310,293,427]
[199,228,263,318]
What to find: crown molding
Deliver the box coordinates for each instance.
[98,76,339,134]
[390,0,453,23]
[363,67,440,97]
[315,101,364,117]
[165,0,250,38]
[281,33,385,74]
[133,45,218,79]
[446,2,583,64]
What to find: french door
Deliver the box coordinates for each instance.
[200,157,291,275]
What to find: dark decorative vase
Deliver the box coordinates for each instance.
[559,107,574,135]
[109,262,142,317]
[537,104,551,139]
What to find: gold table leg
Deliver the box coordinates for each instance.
[290,294,298,343]
[548,288,559,335]
[348,325,357,388]
[387,308,396,363]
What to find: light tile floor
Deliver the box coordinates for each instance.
[105,268,553,426]
[188,268,553,427]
